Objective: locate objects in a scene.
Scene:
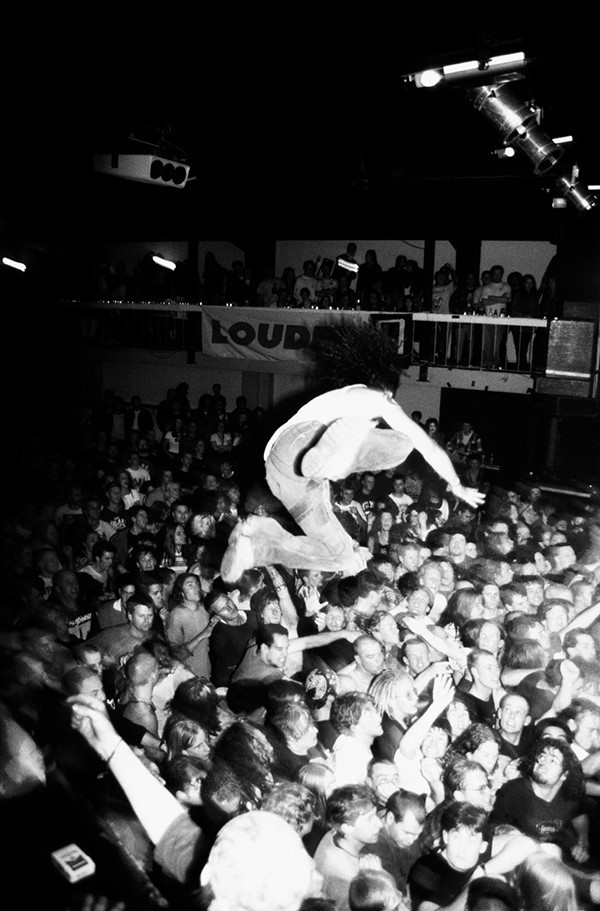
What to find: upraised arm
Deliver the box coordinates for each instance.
[69,694,185,844]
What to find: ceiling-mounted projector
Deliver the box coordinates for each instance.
[93,153,190,189]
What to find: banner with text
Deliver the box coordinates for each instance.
[201,306,372,363]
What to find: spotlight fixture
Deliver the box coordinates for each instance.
[415,69,443,88]
[556,171,597,212]
[493,147,515,159]
[468,84,563,174]
[93,153,191,189]
[412,50,526,88]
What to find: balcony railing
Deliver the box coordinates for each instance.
[409,313,548,373]
[39,300,549,375]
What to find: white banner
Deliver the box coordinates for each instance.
[201,306,371,362]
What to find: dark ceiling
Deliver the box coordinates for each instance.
[4,28,600,247]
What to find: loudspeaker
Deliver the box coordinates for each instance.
[93,154,190,189]
[535,377,593,398]
[543,319,597,397]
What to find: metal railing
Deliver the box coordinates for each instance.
[410,313,548,373]
[40,301,549,374]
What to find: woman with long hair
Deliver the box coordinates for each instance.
[510,273,540,371]
[165,573,218,678]
[367,509,396,559]
[444,722,503,792]
[160,523,189,575]
[163,712,211,762]
[438,589,485,638]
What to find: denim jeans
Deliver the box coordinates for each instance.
[252,419,413,573]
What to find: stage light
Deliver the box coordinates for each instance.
[152,255,176,270]
[443,60,479,76]
[415,69,443,88]
[489,52,526,67]
[493,147,515,159]
[556,174,596,212]
[93,154,191,189]
[2,257,26,271]
[469,84,563,174]
[413,50,526,88]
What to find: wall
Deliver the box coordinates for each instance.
[480,240,556,285]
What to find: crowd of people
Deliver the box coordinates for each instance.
[3,370,600,911]
[89,245,560,320]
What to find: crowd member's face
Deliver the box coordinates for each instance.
[345,806,382,846]
[544,604,569,633]
[211,595,240,625]
[261,601,283,625]
[57,571,80,601]
[173,504,191,526]
[419,565,442,597]
[361,475,375,495]
[325,607,345,632]
[392,676,419,719]
[119,583,136,606]
[148,583,164,611]
[137,550,156,572]
[261,633,289,669]
[133,510,148,531]
[468,739,499,775]
[78,673,106,703]
[481,584,500,614]
[376,613,400,646]
[443,826,486,871]
[406,588,431,618]
[357,641,385,677]
[182,576,201,603]
[129,604,154,634]
[498,695,530,736]
[495,562,513,586]
[525,581,544,608]
[449,534,467,558]
[458,768,494,811]
[477,622,502,656]
[81,649,103,675]
[421,725,449,758]
[568,634,596,662]
[472,654,500,691]
[369,762,400,803]
[401,546,421,572]
[533,747,566,788]
[387,810,424,849]
[185,728,211,761]
[355,702,384,739]
[574,712,600,754]
[446,700,472,738]
[302,570,323,588]
[403,641,431,676]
